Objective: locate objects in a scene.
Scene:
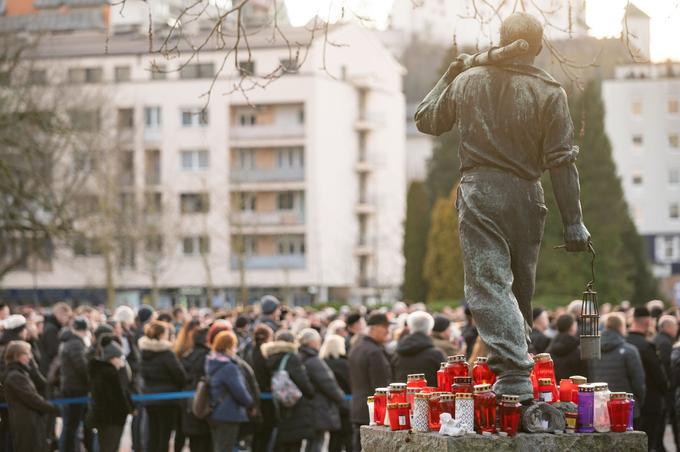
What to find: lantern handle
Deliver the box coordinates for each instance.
[587,241,596,290]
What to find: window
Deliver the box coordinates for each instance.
[277,192,294,210]
[236,149,256,169]
[670,169,680,185]
[276,235,305,255]
[180,193,209,214]
[632,134,643,147]
[631,100,642,116]
[181,109,209,127]
[73,235,101,257]
[182,236,210,255]
[117,108,134,129]
[670,133,680,149]
[233,235,258,255]
[181,150,209,170]
[238,60,255,76]
[151,65,166,80]
[238,192,257,211]
[237,111,257,126]
[663,237,675,259]
[632,173,643,185]
[277,147,304,168]
[670,203,680,220]
[669,99,679,115]
[144,192,162,214]
[298,108,304,124]
[68,109,100,131]
[117,236,136,269]
[144,149,161,185]
[145,234,163,254]
[68,67,103,83]
[114,66,131,82]
[144,106,162,128]
[118,193,136,220]
[280,58,298,73]
[119,151,135,186]
[180,63,215,79]
[29,69,46,85]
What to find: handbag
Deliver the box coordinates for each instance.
[270,353,302,408]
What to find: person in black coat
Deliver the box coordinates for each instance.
[321,334,353,452]
[139,320,187,452]
[626,307,668,450]
[38,303,71,377]
[392,312,445,387]
[546,314,587,381]
[3,340,59,452]
[248,324,275,452]
[655,315,679,451]
[180,327,212,452]
[87,335,133,452]
[348,313,392,452]
[298,329,345,452]
[529,307,551,354]
[261,330,315,452]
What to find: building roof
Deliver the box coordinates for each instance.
[0,8,105,33]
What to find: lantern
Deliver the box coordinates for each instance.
[580,244,600,360]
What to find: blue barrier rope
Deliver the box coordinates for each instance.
[0,391,352,408]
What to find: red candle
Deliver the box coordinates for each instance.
[472,357,496,386]
[407,373,427,389]
[530,368,539,400]
[439,393,455,418]
[538,378,557,404]
[559,378,574,403]
[446,355,470,392]
[427,393,443,431]
[389,383,407,404]
[608,392,630,433]
[374,388,388,426]
[437,362,447,392]
[570,376,587,404]
[452,376,473,396]
[499,394,521,436]
[387,403,411,431]
[473,384,497,434]
[533,353,557,386]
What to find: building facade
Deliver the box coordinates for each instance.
[1,24,406,307]
[603,62,680,300]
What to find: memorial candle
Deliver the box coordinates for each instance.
[576,384,595,433]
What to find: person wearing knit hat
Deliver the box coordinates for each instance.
[2,315,26,335]
[431,315,459,357]
[258,295,281,333]
[136,305,155,325]
[345,312,365,354]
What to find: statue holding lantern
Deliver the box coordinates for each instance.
[415,12,592,404]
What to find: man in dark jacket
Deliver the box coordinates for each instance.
[393,311,445,386]
[546,314,587,381]
[627,307,668,450]
[59,316,94,452]
[298,328,345,452]
[657,315,679,450]
[529,307,551,354]
[258,295,282,333]
[349,313,391,452]
[261,330,315,452]
[38,302,71,377]
[592,313,645,420]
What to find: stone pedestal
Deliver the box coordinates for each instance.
[360,425,647,452]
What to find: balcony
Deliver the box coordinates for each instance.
[354,113,383,131]
[230,254,305,270]
[231,210,304,226]
[230,124,305,140]
[230,167,304,183]
[354,160,374,173]
[144,128,161,143]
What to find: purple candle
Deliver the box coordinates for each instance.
[626,393,634,432]
[576,384,595,433]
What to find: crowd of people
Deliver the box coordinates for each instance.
[0,295,678,452]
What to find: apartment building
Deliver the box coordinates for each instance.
[1,24,406,306]
[603,61,680,299]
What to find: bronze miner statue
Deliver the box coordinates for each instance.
[415,12,590,405]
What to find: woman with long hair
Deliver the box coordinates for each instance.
[320,334,353,452]
[180,327,212,451]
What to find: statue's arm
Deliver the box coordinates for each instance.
[414,62,461,136]
[544,89,590,252]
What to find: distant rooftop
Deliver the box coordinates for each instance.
[614,61,680,80]
[0,8,105,33]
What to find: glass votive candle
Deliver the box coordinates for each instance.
[607,392,630,433]
[374,388,388,426]
[626,393,634,432]
[570,376,587,404]
[439,393,455,418]
[499,394,521,437]
[593,383,611,433]
[389,383,407,404]
[437,362,447,392]
[452,376,473,396]
[576,384,595,433]
[367,396,375,426]
[387,403,410,431]
[565,411,577,432]
[427,392,443,431]
[538,378,557,404]
[412,393,430,432]
[559,378,574,403]
[472,356,496,386]
[473,384,497,434]
[533,353,556,385]
[454,392,474,433]
[407,373,427,389]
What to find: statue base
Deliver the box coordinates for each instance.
[360,425,647,452]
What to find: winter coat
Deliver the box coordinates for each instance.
[139,336,186,406]
[592,330,646,418]
[251,343,270,392]
[59,330,89,396]
[670,346,680,419]
[529,328,550,354]
[38,314,63,376]
[205,352,253,423]
[87,358,133,427]
[121,327,142,386]
[262,340,315,443]
[0,330,46,398]
[655,332,674,390]
[299,346,344,432]
[627,331,668,414]
[232,354,261,419]
[3,362,59,452]
[392,332,445,387]
[348,335,391,425]
[431,332,460,358]
[258,316,280,333]
[180,343,211,436]
[546,333,587,381]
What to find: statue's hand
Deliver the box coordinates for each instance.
[444,54,472,83]
[563,223,590,252]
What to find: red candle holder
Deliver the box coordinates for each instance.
[538,378,557,404]
[389,383,407,404]
[533,353,556,386]
[608,392,629,432]
[472,357,496,386]
[499,394,521,436]
[437,362,447,392]
[387,403,411,431]
[439,393,455,418]
[427,393,443,431]
[452,376,473,396]
[407,373,427,389]
[374,388,389,426]
[473,384,497,434]
[559,378,574,403]
[446,355,470,392]
[570,375,587,404]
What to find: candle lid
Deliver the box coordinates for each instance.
[578,384,595,392]
[407,387,419,394]
[447,354,467,363]
[533,353,551,362]
[610,392,628,400]
[501,394,520,404]
[626,393,634,399]
[440,362,447,369]
[592,383,608,391]
[389,383,407,391]
[440,394,455,402]
[397,403,410,409]
[473,384,492,394]
[415,393,431,400]
[538,378,553,385]
[367,396,374,403]
[456,392,473,400]
[386,403,400,409]
[407,373,426,380]
[475,356,488,363]
[375,388,389,395]
[570,375,587,384]
[453,376,472,385]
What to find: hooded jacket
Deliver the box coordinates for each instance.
[139,336,186,405]
[592,330,646,417]
[261,340,315,443]
[87,358,133,427]
[59,329,89,396]
[546,333,587,381]
[627,331,669,414]
[298,345,345,432]
[348,335,391,425]
[205,352,253,423]
[392,332,445,387]
[38,314,63,376]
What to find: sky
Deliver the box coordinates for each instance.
[283,0,680,62]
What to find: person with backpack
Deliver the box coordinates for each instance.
[249,324,275,452]
[262,330,315,452]
[205,330,253,452]
[180,326,212,452]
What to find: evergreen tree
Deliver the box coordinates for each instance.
[423,189,464,302]
[402,182,430,302]
[535,81,657,304]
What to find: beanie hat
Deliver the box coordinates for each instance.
[432,315,451,333]
[346,313,362,327]
[532,307,545,321]
[137,305,155,324]
[73,316,90,331]
[3,315,26,332]
[94,323,114,340]
[260,295,281,315]
[101,341,124,362]
[235,315,249,329]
